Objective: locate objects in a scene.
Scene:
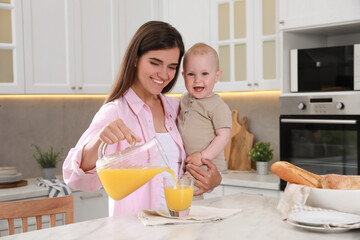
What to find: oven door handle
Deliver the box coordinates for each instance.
[280,119,357,124]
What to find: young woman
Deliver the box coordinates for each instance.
[63,21,222,216]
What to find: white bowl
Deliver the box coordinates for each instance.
[306,187,360,215]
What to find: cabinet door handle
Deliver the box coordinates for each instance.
[71,86,76,90]
[78,86,83,90]
[279,20,284,24]
[247,83,252,87]
[79,193,103,200]
[254,83,259,86]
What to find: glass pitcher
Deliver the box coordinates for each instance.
[96,137,176,200]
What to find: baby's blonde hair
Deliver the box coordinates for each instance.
[183,43,219,70]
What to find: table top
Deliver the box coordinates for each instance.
[3,193,359,240]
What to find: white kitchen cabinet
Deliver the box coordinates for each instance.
[73,189,108,223]
[209,0,279,92]
[161,0,211,93]
[203,172,280,199]
[22,0,121,94]
[223,185,280,198]
[1,0,158,94]
[279,0,360,31]
[203,185,224,199]
[280,1,360,95]
[0,0,25,94]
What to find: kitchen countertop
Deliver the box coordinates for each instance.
[0,172,280,202]
[0,176,67,202]
[2,193,359,240]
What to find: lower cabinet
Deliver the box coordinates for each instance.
[223,185,280,198]
[73,189,109,223]
[204,184,280,199]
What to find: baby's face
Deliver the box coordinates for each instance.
[182,53,222,99]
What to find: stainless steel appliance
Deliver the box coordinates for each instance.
[290,44,360,93]
[279,94,360,190]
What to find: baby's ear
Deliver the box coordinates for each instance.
[216,70,223,82]
[181,71,185,78]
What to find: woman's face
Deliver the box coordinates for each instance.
[133,47,180,96]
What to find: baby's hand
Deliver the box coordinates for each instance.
[185,152,202,166]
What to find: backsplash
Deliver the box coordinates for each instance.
[0,92,280,178]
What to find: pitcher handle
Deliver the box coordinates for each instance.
[98,139,137,159]
[98,142,108,159]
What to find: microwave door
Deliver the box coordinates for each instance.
[290,49,298,92]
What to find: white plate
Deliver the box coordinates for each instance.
[287,219,351,233]
[0,167,18,176]
[288,211,360,226]
[0,172,22,183]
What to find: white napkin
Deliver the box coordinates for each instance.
[291,204,360,229]
[138,205,242,226]
[278,183,360,230]
[277,183,311,220]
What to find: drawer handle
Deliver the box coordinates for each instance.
[79,193,103,200]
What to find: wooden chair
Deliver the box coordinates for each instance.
[0,195,74,236]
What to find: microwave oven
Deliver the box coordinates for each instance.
[290,44,360,93]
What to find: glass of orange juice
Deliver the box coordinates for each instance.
[164,175,194,217]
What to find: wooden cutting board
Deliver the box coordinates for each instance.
[224,110,242,165]
[228,116,254,171]
[0,180,28,189]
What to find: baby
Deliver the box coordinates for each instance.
[177,43,232,199]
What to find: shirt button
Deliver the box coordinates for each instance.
[169,127,172,131]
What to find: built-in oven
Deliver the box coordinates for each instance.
[279,94,360,190]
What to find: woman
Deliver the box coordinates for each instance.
[63,21,221,216]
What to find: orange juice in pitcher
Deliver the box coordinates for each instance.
[96,137,177,201]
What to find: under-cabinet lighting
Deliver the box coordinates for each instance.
[167,90,281,98]
[0,90,280,99]
[0,95,107,99]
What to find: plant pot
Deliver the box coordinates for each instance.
[256,162,269,175]
[42,168,56,180]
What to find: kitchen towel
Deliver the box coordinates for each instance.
[137,205,242,226]
[291,204,360,229]
[277,182,311,220]
[36,178,72,198]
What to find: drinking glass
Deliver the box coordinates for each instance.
[164,175,194,217]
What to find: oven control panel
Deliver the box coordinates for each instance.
[280,94,360,115]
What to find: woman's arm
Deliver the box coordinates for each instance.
[80,118,142,172]
[185,158,222,195]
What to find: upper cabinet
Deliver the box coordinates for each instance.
[162,0,211,93]
[0,0,155,94]
[210,0,279,92]
[279,0,360,95]
[1,0,278,94]
[0,0,25,94]
[160,0,280,93]
[22,0,120,94]
[279,0,360,30]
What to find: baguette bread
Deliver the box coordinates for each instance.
[270,161,322,188]
[321,174,360,190]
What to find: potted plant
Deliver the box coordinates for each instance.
[31,143,65,180]
[249,141,274,175]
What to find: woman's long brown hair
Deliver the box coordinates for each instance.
[105,21,185,104]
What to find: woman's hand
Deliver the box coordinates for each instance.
[99,119,141,145]
[185,158,222,195]
[81,118,141,172]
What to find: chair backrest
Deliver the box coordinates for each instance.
[0,195,74,236]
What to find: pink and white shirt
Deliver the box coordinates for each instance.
[62,88,186,216]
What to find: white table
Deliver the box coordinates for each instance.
[2,193,359,240]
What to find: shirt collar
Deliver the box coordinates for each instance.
[124,88,170,116]
[123,88,146,115]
